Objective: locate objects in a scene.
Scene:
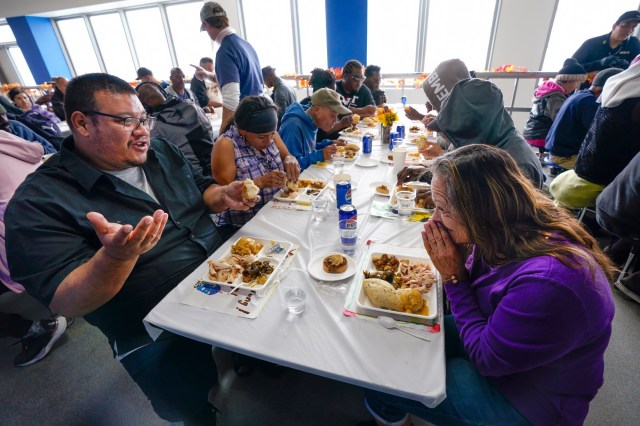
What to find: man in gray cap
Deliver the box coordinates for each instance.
[545,67,623,169]
[198,2,263,134]
[573,10,640,72]
[279,88,351,170]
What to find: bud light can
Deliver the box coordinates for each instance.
[401,96,407,106]
[339,204,357,228]
[336,181,352,209]
[362,134,373,154]
[396,125,405,139]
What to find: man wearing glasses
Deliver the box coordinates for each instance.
[5,73,256,424]
[335,59,376,118]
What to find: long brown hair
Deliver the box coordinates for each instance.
[433,144,615,281]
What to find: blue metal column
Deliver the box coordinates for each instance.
[7,16,71,85]
[325,0,367,68]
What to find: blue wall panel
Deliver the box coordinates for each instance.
[325,0,367,69]
[7,16,71,84]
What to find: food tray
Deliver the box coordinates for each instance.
[273,180,327,204]
[389,184,434,213]
[355,250,438,325]
[201,237,293,295]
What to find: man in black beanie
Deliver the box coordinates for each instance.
[573,10,640,73]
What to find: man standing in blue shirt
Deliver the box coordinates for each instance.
[199,2,263,134]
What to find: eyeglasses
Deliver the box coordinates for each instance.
[84,110,156,131]
[348,74,364,82]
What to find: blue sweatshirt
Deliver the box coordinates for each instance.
[545,89,599,157]
[279,103,332,170]
[8,120,56,154]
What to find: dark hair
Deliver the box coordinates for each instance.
[365,65,381,77]
[342,59,363,77]
[309,68,335,92]
[65,73,136,128]
[262,66,276,79]
[204,15,228,29]
[8,87,31,103]
[432,144,615,280]
[136,82,168,112]
[221,95,278,133]
[200,57,214,66]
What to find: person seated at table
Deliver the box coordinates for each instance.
[363,64,386,106]
[545,67,622,170]
[299,68,352,142]
[418,78,544,188]
[212,95,300,237]
[336,59,376,118]
[190,57,223,113]
[364,144,615,426]
[550,63,640,209]
[166,67,197,103]
[5,73,258,425]
[404,58,471,124]
[262,66,296,126]
[279,88,351,170]
[136,81,214,175]
[7,87,64,150]
[0,105,56,154]
[523,58,586,161]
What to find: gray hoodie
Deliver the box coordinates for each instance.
[433,79,544,187]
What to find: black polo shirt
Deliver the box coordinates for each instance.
[573,33,640,72]
[6,137,224,351]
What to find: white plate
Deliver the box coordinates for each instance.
[355,250,438,324]
[307,252,357,282]
[355,157,379,168]
[370,181,391,197]
[273,181,327,203]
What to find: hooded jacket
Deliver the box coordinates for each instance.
[0,131,43,292]
[523,80,568,142]
[279,102,331,170]
[151,98,214,175]
[433,79,544,187]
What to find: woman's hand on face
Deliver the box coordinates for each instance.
[422,220,468,280]
[255,170,287,189]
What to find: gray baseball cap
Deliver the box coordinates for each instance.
[200,2,227,31]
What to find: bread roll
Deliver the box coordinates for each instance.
[363,278,424,313]
[352,114,360,124]
[345,143,360,152]
[242,178,260,200]
[323,254,348,273]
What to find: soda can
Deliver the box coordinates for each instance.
[396,125,405,139]
[339,204,358,228]
[389,131,399,150]
[401,96,407,106]
[336,181,352,209]
[362,134,373,154]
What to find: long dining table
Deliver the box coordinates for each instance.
[143,111,447,409]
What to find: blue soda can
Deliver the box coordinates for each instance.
[336,181,352,208]
[396,125,405,139]
[362,134,373,154]
[339,204,358,228]
[389,131,399,150]
[401,96,407,106]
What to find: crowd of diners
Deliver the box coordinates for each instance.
[1,3,639,425]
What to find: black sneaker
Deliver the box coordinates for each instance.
[13,316,67,367]
[615,271,640,304]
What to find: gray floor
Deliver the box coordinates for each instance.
[0,281,638,425]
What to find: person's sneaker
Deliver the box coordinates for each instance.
[615,271,640,304]
[13,316,67,367]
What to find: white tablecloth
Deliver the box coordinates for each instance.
[144,115,446,408]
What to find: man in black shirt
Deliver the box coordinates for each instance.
[5,73,256,424]
[335,59,376,117]
[363,64,387,106]
[573,10,640,73]
[190,57,223,112]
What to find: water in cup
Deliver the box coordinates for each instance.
[312,197,329,222]
[284,288,306,314]
[332,154,345,175]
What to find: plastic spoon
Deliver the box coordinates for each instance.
[376,316,431,342]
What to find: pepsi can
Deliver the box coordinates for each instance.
[401,96,407,106]
[336,181,352,208]
[396,125,405,139]
[339,204,358,228]
[362,134,373,154]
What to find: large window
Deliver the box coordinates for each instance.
[367,0,421,73]
[90,13,136,81]
[57,18,101,75]
[0,24,36,85]
[126,8,173,81]
[424,0,496,72]
[543,0,640,71]
[298,0,328,72]
[166,1,216,73]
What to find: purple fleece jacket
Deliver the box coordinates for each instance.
[446,247,614,426]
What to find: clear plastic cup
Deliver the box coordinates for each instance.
[278,269,307,315]
[332,154,345,175]
[312,197,329,222]
[396,190,416,219]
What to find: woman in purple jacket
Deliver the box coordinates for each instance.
[364,145,615,426]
